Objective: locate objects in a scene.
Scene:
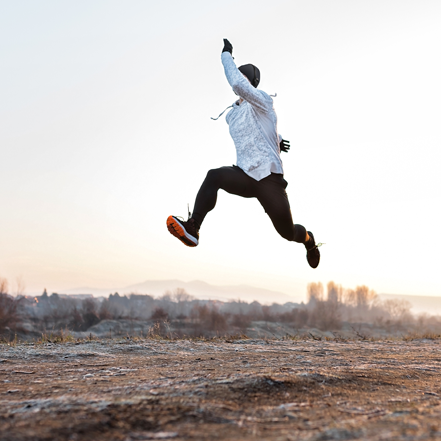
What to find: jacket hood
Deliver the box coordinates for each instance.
[238,64,260,88]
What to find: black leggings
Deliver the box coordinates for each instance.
[191,166,307,243]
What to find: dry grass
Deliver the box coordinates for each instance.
[402,332,441,341]
[2,328,441,347]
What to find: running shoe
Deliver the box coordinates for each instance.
[166,216,199,247]
[305,231,320,269]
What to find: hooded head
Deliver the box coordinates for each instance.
[238,64,260,88]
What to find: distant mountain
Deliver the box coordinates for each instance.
[378,293,441,315]
[35,281,441,314]
[124,279,298,304]
[52,279,300,305]
[51,286,114,297]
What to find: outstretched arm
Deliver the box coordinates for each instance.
[221,39,271,113]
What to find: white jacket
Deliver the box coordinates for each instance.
[221,52,283,181]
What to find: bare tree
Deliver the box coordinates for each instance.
[0,277,22,335]
[14,276,26,297]
[345,285,377,309]
[172,288,194,303]
[307,282,324,305]
[0,277,8,295]
[160,292,172,302]
[327,281,343,304]
[308,299,341,330]
[382,299,412,320]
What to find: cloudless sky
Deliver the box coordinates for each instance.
[1,0,441,300]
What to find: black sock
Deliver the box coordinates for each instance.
[304,232,315,249]
[190,218,201,231]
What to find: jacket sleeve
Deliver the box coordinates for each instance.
[221,52,272,113]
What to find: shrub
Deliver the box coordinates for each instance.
[151,307,169,321]
[0,293,22,335]
[230,313,251,330]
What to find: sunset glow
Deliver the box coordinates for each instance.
[1,0,440,301]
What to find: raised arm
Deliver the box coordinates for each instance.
[221,40,272,113]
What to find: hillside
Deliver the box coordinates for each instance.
[54,279,301,305]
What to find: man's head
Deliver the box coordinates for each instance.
[238,64,260,88]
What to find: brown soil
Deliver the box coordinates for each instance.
[1,338,441,440]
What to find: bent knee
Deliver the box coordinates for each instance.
[205,168,223,186]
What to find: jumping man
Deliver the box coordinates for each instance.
[166,39,321,268]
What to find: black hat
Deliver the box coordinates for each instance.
[238,64,260,88]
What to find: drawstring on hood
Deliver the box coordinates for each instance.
[211,94,277,121]
[211,104,234,121]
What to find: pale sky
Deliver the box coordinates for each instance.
[1,0,441,301]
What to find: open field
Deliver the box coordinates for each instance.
[1,338,441,440]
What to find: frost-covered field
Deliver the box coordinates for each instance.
[1,338,441,440]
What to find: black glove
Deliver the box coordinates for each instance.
[280,138,290,153]
[222,38,233,55]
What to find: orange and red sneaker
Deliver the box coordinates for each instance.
[166,216,199,247]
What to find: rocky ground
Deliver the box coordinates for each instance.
[1,337,441,440]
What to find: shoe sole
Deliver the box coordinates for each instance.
[166,216,198,247]
[307,249,320,269]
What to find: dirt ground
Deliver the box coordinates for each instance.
[1,338,441,440]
